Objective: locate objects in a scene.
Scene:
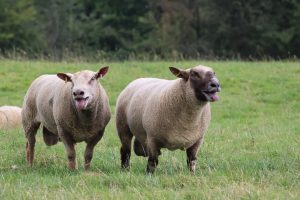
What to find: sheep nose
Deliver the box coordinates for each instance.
[73,89,85,97]
[210,82,219,88]
[210,79,221,91]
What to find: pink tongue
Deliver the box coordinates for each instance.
[210,93,219,101]
[75,99,87,110]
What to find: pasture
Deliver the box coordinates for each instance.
[0,60,299,199]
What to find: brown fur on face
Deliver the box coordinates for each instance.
[170,65,220,102]
[189,67,217,102]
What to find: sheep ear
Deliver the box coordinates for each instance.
[169,67,189,80]
[95,66,109,79]
[57,73,72,82]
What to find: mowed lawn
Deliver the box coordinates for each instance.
[0,60,299,199]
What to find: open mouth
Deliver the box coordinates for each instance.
[74,97,89,110]
[202,91,219,102]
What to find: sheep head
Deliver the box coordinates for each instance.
[57,66,109,111]
[170,65,221,102]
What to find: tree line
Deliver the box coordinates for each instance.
[0,0,299,60]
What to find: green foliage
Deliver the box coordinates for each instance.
[77,0,152,59]
[0,0,300,60]
[0,60,299,199]
[197,0,300,58]
[0,0,40,54]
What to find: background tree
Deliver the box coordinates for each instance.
[0,0,40,56]
[0,0,299,60]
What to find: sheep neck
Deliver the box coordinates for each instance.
[160,79,208,120]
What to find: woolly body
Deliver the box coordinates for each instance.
[116,65,220,173]
[22,68,111,169]
[117,78,210,151]
[0,106,22,130]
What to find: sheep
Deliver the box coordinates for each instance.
[0,106,22,130]
[116,65,221,173]
[22,67,111,170]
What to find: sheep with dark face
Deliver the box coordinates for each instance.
[22,67,111,170]
[116,65,221,173]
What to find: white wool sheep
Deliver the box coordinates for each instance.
[116,65,221,173]
[0,106,22,130]
[22,67,111,170]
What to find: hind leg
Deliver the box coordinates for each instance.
[24,123,40,167]
[116,117,133,169]
[43,126,59,146]
[133,138,148,157]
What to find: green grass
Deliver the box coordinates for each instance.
[0,60,299,199]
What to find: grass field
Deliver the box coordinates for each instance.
[0,60,299,199]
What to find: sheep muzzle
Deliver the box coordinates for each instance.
[74,96,89,110]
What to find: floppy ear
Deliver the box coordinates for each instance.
[57,73,72,82]
[169,67,189,80]
[95,66,109,79]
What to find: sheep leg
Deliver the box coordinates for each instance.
[43,126,58,146]
[64,141,76,170]
[186,138,203,173]
[84,130,104,170]
[25,123,40,167]
[59,130,76,170]
[146,141,160,173]
[117,122,133,169]
[133,138,148,157]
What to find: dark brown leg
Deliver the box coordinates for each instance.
[146,140,160,174]
[84,130,104,170]
[186,138,203,173]
[116,118,133,169]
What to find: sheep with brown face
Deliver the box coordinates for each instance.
[116,65,221,173]
[22,67,111,170]
[0,106,22,130]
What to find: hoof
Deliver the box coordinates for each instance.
[84,163,90,170]
[68,162,76,170]
[188,160,196,173]
[146,165,155,174]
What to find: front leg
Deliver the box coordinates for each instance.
[84,129,104,170]
[58,128,76,170]
[186,138,204,173]
[146,139,160,174]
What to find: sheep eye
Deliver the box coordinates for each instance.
[88,77,95,84]
[192,71,200,78]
